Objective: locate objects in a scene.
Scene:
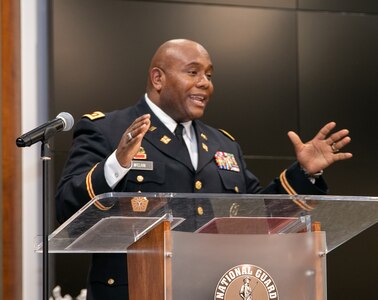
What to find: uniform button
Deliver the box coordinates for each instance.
[195,180,202,190]
[107,278,115,285]
[137,175,144,182]
[197,206,204,216]
[234,186,239,193]
[114,172,119,178]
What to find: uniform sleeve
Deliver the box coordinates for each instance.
[55,119,115,224]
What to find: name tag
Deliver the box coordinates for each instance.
[131,161,154,171]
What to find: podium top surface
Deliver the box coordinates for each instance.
[40,193,378,253]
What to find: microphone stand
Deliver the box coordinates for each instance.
[17,118,74,300]
[41,140,51,300]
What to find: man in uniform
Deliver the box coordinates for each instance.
[55,39,352,299]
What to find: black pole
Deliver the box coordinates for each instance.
[41,141,51,300]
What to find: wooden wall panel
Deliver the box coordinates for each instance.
[1,0,22,299]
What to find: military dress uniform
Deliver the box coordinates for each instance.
[55,97,327,300]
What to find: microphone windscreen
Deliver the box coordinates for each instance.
[56,112,74,131]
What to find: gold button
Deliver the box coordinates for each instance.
[234,186,239,193]
[195,180,202,190]
[136,175,144,182]
[197,206,204,216]
[107,278,115,285]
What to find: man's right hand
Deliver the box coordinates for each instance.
[115,114,151,168]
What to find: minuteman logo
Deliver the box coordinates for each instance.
[214,264,279,300]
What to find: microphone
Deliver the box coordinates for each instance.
[16,112,74,147]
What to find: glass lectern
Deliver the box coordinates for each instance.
[37,193,378,300]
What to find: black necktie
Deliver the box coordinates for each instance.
[174,124,193,168]
[175,124,186,144]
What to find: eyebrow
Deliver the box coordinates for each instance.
[186,62,214,71]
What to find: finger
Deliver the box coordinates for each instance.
[314,122,336,140]
[333,152,353,161]
[287,131,303,151]
[125,115,151,142]
[128,114,151,131]
[128,119,151,142]
[326,129,350,145]
[331,136,351,152]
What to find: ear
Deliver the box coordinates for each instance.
[150,67,165,91]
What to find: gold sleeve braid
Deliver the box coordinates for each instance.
[279,170,315,211]
[86,163,113,211]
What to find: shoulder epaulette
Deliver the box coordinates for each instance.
[82,111,105,121]
[218,128,236,141]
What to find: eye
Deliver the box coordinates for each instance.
[188,70,198,76]
[206,73,212,80]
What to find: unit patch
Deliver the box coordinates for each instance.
[133,147,147,160]
[214,151,240,172]
[214,264,279,300]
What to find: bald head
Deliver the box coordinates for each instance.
[147,39,211,92]
[146,39,214,122]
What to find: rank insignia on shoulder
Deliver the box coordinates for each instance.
[133,147,147,160]
[82,111,105,121]
[214,151,240,172]
[218,129,235,141]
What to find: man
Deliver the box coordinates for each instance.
[56,39,352,299]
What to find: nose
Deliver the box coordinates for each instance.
[196,74,211,89]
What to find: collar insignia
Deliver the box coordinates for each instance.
[202,143,209,152]
[201,133,208,140]
[160,135,172,144]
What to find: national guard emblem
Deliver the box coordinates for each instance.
[214,264,279,300]
[133,147,147,160]
[214,151,240,172]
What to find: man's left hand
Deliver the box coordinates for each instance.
[288,122,352,175]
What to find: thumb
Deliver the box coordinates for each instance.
[287,131,303,152]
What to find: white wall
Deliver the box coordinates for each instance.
[21,0,48,299]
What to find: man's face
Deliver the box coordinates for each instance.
[157,44,214,122]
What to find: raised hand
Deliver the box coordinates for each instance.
[288,122,352,175]
[115,114,151,167]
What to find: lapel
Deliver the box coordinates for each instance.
[135,98,195,172]
[194,121,220,173]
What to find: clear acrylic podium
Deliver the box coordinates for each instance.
[37,193,378,300]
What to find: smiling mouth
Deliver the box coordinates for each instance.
[189,94,207,106]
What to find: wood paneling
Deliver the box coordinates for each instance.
[127,221,172,300]
[1,0,22,299]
